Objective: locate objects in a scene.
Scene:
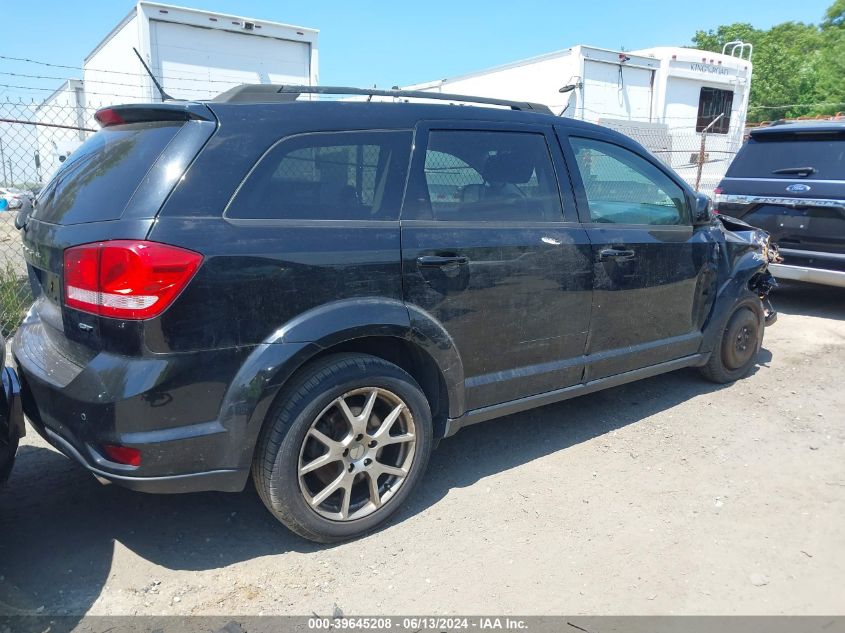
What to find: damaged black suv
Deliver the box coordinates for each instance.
[14,86,777,542]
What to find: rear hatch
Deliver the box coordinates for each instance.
[20,104,216,365]
[715,124,845,259]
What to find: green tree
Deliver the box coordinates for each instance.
[822,0,845,28]
[691,1,845,122]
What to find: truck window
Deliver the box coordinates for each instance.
[570,137,690,226]
[227,131,412,221]
[696,87,733,134]
[415,130,563,222]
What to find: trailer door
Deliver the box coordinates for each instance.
[149,20,312,101]
[582,60,654,122]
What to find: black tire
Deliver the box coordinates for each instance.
[0,426,18,487]
[700,292,765,384]
[252,353,433,543]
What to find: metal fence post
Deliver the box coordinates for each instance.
[695,113,724,192]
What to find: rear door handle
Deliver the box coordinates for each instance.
[599,248,635,261]
[417,255,469,268]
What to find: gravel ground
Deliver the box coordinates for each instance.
[1,281,843,617]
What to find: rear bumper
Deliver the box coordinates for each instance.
[38,423,245,493]
[12,316,253,493]
[769,263,845,288]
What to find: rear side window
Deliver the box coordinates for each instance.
[570,137,690,226]
[227,131,412,220]
[414,130,563,222]
[726,136,845,181]
[34,121,183,225]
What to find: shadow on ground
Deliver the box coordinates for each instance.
[0,360,750,617]
[772,280,845,321]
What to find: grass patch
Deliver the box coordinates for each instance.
[0,263,32,338]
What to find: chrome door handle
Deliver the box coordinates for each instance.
[599,248,635,261]
[417,255,469,268]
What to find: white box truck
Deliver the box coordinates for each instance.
[82,1,318,109]
[35,1,318,182]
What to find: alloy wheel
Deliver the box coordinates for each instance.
[297,387,416,521]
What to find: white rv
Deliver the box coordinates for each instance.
[408,43,753,193]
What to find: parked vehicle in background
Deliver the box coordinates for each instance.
[0,188,24,211]
[13,86,777,542]
[714,120,845,288]
[0,334,24,486]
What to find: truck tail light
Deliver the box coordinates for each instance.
[64,240,202,320]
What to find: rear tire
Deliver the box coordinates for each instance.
[252,353,433,543]
[700,292,765,384]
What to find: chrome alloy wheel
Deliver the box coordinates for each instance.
[297,387,416,521]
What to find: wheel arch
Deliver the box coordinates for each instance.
[216,298,465,482]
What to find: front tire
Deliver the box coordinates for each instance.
[252,353,433,543]
[700,293,765,384]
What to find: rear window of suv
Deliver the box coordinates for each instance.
[34,121,184,225]
[726,134,845,181]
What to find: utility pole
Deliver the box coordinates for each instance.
[0,134,7,187]
[7,159,13,187]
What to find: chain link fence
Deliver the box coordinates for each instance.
[0,98,101,336]
[0,97,744,336]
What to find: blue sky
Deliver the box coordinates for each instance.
[0,0,834,99]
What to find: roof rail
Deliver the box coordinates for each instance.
[212,84,553,114]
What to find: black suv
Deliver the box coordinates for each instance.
[13,86,776,542]
[715,120,845,288]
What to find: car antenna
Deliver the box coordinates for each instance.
[133,47,173,101]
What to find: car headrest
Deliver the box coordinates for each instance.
[482,151,534,184]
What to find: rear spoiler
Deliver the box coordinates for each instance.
[94,103,216,128]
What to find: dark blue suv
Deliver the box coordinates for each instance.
[13,87,777,542]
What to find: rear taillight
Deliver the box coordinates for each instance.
[711,187,724,214]
[64,240,202,320]
[103,444,141,466]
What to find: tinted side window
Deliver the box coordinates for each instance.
[570,137,690,226]
[417,130,562,222]
[227,131,412,220]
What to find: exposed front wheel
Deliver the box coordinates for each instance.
[700,294,764,384]
[252,353,433,543]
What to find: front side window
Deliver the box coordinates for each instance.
[416,130,563,222]
[570,137,690,226]
[696,87,733,134]
[227,131,412,220]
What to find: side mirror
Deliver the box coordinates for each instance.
[692,193,713,225]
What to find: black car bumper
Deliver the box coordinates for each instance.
[12,318,250,494]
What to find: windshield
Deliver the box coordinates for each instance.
[33,121,183,225]
[727,135,845,181]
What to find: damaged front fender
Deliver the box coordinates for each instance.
[713,213,781,326]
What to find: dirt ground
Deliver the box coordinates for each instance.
[1,281,843,617]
